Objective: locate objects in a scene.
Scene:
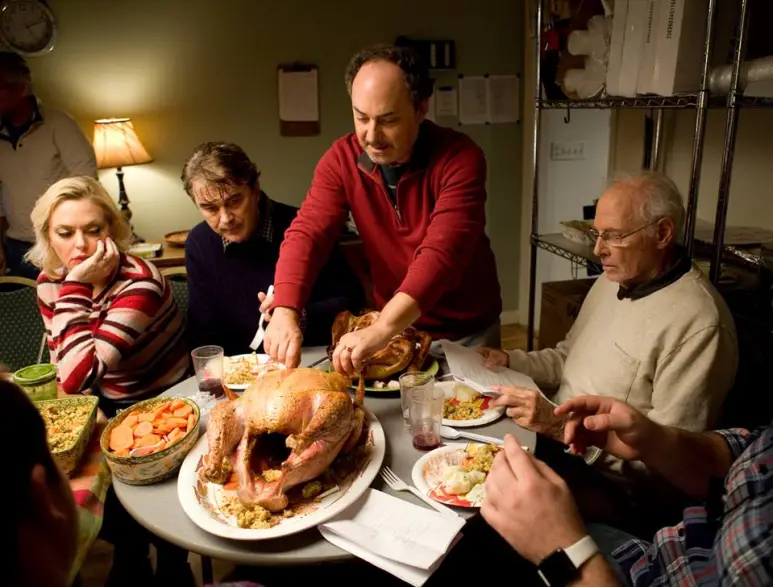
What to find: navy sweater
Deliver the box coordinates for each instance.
[185,195,364,355]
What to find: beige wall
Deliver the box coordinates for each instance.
[26,0,524,313]
[610,108,773,231]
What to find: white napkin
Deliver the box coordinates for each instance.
[318,489,465,586]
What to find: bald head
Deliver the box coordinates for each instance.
[593,173,685,286]
[351,60,411,120]
[605,173,686,242]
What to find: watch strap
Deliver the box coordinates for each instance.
[563,535,599,570]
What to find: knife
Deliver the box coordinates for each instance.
[249,284,274,351]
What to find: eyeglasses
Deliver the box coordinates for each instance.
[588,219,662,247]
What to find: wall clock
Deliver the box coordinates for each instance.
[0,0,58,56]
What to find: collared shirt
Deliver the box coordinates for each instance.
[617,248,692,301]
[0,99,97,241]
[612,423,773,586]
[1,96,43,148]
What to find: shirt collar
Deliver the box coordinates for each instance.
[0,96,43,138]
[617,247,692,301]
[222,191,275,251]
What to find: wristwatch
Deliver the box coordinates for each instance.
[536,535,599,587]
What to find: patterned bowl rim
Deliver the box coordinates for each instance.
[100,396,201,464]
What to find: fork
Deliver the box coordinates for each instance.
[379,466,459,517]
[249,284,274,351]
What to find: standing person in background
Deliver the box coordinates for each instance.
[265,43,502,373]
[0,51,96,279]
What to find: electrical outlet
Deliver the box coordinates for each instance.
[550,141,586,161]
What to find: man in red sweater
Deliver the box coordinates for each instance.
[265,43,502,372]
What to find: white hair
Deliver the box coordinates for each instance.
[608,171,686,243]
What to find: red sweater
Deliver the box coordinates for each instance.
[273,121,502,340]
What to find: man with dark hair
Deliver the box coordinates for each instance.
[265,43,502,371]
[0,51,97,279]
[181,141,364,354]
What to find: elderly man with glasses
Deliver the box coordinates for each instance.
[478,172,738,531]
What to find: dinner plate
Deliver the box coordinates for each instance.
[412,442,499,508]
[437,381,505,428]
[177,406,385,540]
[328,358,440,394]
[223,354,280,390]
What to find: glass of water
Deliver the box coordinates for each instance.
[399,371,435,429]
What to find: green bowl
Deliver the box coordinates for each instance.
[36,395,99,477]
[100,396,201,486]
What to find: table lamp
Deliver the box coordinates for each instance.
[92,118,153,243]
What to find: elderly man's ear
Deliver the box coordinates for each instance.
[655,218,677,249]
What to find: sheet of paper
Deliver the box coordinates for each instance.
[441,340,553,403]
[435,86,457,117]
[278,69,319,122]
[458,76,489,124]
[488,75,520,123]
[318,489,464,571]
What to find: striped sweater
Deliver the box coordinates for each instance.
[37,254,189,400]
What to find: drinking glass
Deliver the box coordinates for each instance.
[191,345,225,398]
[399,371,435,429]
[408,386,444,451]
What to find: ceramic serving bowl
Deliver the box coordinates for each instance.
[100,396,201,486]
[37,395,99,477]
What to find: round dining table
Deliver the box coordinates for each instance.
[113,346,536,582]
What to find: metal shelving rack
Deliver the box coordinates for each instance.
[526,0,719,350]
[709,0,773,283]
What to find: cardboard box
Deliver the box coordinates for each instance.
[539,278,597,350]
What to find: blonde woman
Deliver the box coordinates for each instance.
[25,176,189,415]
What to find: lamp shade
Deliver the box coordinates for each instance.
[92,118,153,170]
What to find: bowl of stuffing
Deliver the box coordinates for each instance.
[36,395,100,477]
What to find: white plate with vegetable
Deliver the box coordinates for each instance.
[438,381,505,428]
[411,442,502,508]
[223,354,285,390]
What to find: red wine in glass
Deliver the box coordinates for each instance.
[412,432,441,451]
[199,377,224,398]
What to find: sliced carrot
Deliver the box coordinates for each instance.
[115,449,131,457]
[167,427,184,443]
[109,425,135,452]
[167,417,188,429]
[170,398,185,411]
[152,402,171,419]
[133,420,154,437]
[135,433,161,448]
[186,413,196,432]
[155,422,174,434]
[123,414,139,428]
[174,405,193,419]
[138,412,155,422]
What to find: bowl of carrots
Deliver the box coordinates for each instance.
[100,396,201,486]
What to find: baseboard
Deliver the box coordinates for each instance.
[500,309,521,326]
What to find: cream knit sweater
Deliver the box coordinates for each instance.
[508,266,738,434]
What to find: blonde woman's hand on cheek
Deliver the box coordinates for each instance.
[66,238,120,285]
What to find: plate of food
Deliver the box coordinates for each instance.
[411,442,501,508]
[177,368,385,540]
[439,381,505,427]
[223,353,286,390]
[328,310,438,393]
